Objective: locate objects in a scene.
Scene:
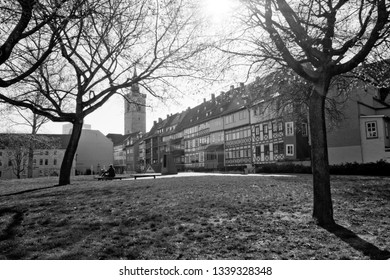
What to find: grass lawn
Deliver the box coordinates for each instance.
[0,173,389,260]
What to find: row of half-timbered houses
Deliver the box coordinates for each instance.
[122,77,312,173]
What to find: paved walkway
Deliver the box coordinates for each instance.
[123,172,296,180]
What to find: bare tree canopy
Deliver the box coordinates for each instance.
[0,0,86,87]
[229,0,390,79]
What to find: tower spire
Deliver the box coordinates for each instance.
[131,66,139,93]
[124,65,146,135]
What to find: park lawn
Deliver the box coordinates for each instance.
[0,174,389,260]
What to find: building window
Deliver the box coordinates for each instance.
[386,122,389,139]
[255,126,260,136]
[54,159,57,166]
[45,150,49,155]
[39,159,43,165]
[239,110,247,120]
[45,159,48,165]
[278,122,283,131]
[0,160,2,167]
[365,121,378,139]
[274,142,284,154]
[285,122,294,136]
[272,122,277,132]
[302,123,308,136]
[264,144,270,156]
[286,144,294,156]
[8,160,12,166]
[263,124,268,135]
[225,114,234,124]
[0,151,2,157]
[255,146,261,157]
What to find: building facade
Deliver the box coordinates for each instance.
[120,72,390,173]
[327,83,390,164]
[75,130,114,175]
[0,134,76,179]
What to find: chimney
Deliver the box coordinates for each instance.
[154,121,157,126]
[203,98,206,103]
[240,82,245,88]
[230,85,234,91]
[167,114,170,119]
[158,118,162,123]
[211,94,215,103]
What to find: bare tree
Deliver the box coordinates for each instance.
[1,99,49,178]
[0,0,208,185]
[0,133,58,179]
[225,0,390,225]
[0,0,85,87]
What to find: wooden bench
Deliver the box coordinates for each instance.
[132,173,161,180]
[95,175,128,181]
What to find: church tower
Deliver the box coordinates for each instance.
[124,70,146,135]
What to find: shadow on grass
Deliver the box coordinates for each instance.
[0,207,24,241]
[322,224,390,260]
[0,184,61,198]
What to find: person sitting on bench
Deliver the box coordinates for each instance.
[102,164,115,178]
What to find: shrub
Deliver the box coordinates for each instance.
[255,163,311,174]
[254,160,390,176]
[329,160,390,176]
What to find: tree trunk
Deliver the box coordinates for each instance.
[58,119,83,186]
[28,116,38,178]
[309,85,335,226]
[27,145,34,178]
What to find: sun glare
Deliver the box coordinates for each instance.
[202,0,236,24]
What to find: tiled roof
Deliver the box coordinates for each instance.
[106,133,130,146]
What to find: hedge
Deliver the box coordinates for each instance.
[255,160,390,176]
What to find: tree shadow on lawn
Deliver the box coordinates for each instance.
[0,184,61,198]
[322,223,390,260]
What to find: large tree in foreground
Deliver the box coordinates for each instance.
[0,0,208,185]
[229,0,390,225]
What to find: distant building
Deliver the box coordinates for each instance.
[106,133,130,174]
[75,130,114,175]
[0,129,115,178]
[123,132,143,172]
[327,82,390,164]
[0,134,76,179]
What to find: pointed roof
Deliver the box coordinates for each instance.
[106,133,130,146]
[131,66,139,93]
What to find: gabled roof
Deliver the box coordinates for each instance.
[175,85,248,131]
[106,133,130,146]
[123,131,143,146]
